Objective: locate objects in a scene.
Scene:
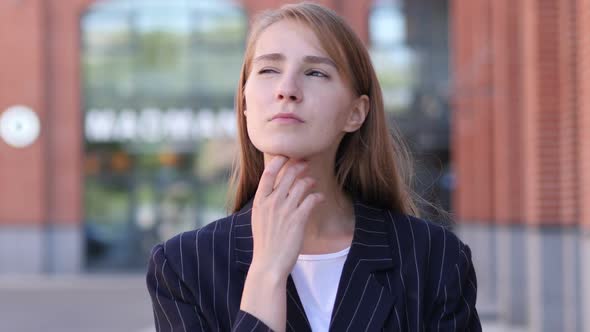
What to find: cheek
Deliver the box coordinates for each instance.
[244,78,271,111]
[243,82,267,143]
[311,95,351,128]
[243,81,254,110]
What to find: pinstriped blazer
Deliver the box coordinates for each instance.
[146,199,482,331]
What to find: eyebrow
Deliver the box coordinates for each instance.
[252,53,338,69]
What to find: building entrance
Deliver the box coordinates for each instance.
[81,0,246,270]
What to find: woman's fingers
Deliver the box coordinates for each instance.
[256,155,288,200]
[250,157,322,279]
[273,162,307,199]
[293,192,325,224]
[285,177,316,210]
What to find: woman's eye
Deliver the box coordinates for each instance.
[258,68,278,74]
[306,70,328,78]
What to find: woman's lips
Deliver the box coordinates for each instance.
[270,113,304,123]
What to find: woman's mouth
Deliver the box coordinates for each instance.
[270,113,304,123]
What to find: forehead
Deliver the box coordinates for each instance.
[253,19,328,58]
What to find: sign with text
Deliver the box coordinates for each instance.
[85,108,237,143]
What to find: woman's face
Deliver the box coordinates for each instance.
[244,20,367,160]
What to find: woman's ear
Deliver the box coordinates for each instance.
[343,95,369,132]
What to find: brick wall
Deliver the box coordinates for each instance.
[0,0,47,225]
[452,0,588,228]
[451,0,495,223]
[577,0,590,228]
[43,0,94,226]
[0,0,93,226]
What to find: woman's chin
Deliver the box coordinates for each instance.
[255,143,311,160]
[266,150,308,160]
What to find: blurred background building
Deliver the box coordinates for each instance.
[0,0,588,331]
[452,1,590,331]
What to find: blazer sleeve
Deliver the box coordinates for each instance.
[427,242,482,332]
[146,243,274,332]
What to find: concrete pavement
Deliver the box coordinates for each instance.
[0,275,154,332]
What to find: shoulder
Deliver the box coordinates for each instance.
[385,211,473,282]
[386,215,481,327]
[411,214,466,254]
[385,210,466,251]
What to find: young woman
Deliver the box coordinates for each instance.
[147,3,481,332]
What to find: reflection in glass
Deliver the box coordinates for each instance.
[82,0,245,270]
[369,0,452,220]
[370,0,416,113]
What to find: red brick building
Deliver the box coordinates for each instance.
[452,0,590,330]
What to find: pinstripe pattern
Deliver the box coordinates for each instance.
[146,199,482,331]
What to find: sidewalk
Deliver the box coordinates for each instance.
[0,275,154,332]
[0,275,521,332]
[482,322,527,332]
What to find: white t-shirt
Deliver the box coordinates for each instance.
[290,246,350,332]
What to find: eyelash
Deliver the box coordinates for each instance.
[258,68,278,74]
[257,68,329,78]
[306,70,329,78]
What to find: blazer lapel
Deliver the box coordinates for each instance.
[286,275,313,332]
[328,201,397,332]
[233,199,398,332]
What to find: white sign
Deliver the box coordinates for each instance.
[85,108,237,143]
[0,105,41,148]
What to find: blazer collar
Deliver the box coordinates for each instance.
[233,198,399,332]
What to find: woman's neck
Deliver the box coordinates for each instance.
[263,152,355,254]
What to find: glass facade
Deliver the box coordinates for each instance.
[81,0,246,270]
[369,0,452,219]
[369,0,417,114]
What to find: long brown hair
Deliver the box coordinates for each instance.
[228,2,419,216]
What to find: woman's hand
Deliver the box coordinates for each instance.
[250,155,325,279]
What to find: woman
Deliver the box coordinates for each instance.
[147,3,481,332]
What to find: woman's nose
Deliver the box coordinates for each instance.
[275,76,302,102]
